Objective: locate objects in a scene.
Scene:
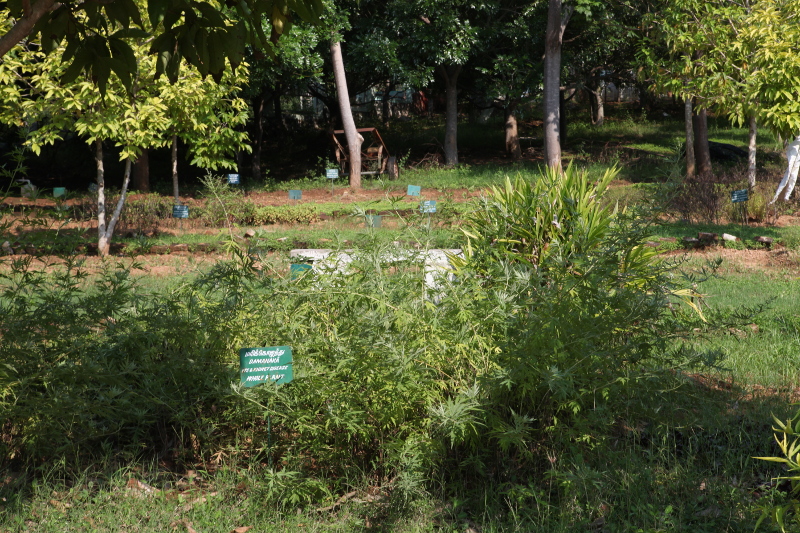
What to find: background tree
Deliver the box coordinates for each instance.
[0,0,324,92]
[542,0,576,171]
[330,37,363,188]
[0,10,249,254]
[470,2,547,159]
[639,0,760,180]
[386,0,484,167]
[244,23,324,180]
[742,0,800,202]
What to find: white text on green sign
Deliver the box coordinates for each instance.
[731,189,748,203]
[239,346,293,386]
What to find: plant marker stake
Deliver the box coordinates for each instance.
[326,169,339,196]
[268,414,272,468]
[731,189,748,227]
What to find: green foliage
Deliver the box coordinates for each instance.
[253,205,319,225]
[1,0,324,91]
[198,174,256,228]
[457,164,618,268]
[119,193,175,234]
[756,409,800,532]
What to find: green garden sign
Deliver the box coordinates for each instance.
[731,189,748,203]
[239,346,293,387]
[420,200,437,213]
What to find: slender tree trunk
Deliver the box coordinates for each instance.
[330,39,363,189]
[592,86,604,126]
[96,140,107,252]
[252,91,265,180]
[559,89,568,149]
[684,98,695,178]
[543,0,573,171]
[172,135,180,204]
[505,103,522,160]
[95,140,133,257]
[274,85,286,131]
[748,114,757,188]
[0,0,56,58]
[770,135,800,204]
[693,108,712,176]
[439,65,462,167]
[132,149,150,192]
[382,79,391,128]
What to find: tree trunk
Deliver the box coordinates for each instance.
[0,0,56,58]
[252,91,265,180]
[543,0,573,171]
[693,108,712,176]
[592,86,604,126]
[95,140,133,257]
[770,135,800,204]
[274,85,286,131]
[132,149,150,192]
[748,114,757,188]
[382,79,391,128]
[684,98,695,178]
[505,104,522,160]
[172,135,180,204]
[330,39,363,189]
[96,140,107,253]
[559,89,568,149]
[439,65,462,166]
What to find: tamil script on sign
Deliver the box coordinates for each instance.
[239,346,293,387]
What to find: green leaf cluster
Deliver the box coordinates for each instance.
[0,8,250,167]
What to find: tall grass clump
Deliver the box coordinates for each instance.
[0,164,731,528]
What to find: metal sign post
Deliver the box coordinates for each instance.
[421,200,437,228]
[731,189,748,227]
[326,169,339,195]
[239,346,294,467]
[172,204,189,230]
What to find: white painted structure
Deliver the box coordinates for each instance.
[289,248,463,297]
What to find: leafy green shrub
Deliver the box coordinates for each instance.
[723,182,770,223]
[199,174,257,227]
[253,205,319,225]
[118,193,174,234]
[755,409,800,532]
[0,165,715,514]
[448,163,711,473]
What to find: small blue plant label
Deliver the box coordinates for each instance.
[290,263,312,280]
[731,189,748,203]
[407,185,421,196]
[289,190,302,200]
[420,200,437,213]
[227,173,240,185]
[239,346,293,387]
[172,205,189,219]
[365,215,382,228]
[326,169,339,180]
[53,187,66,197]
